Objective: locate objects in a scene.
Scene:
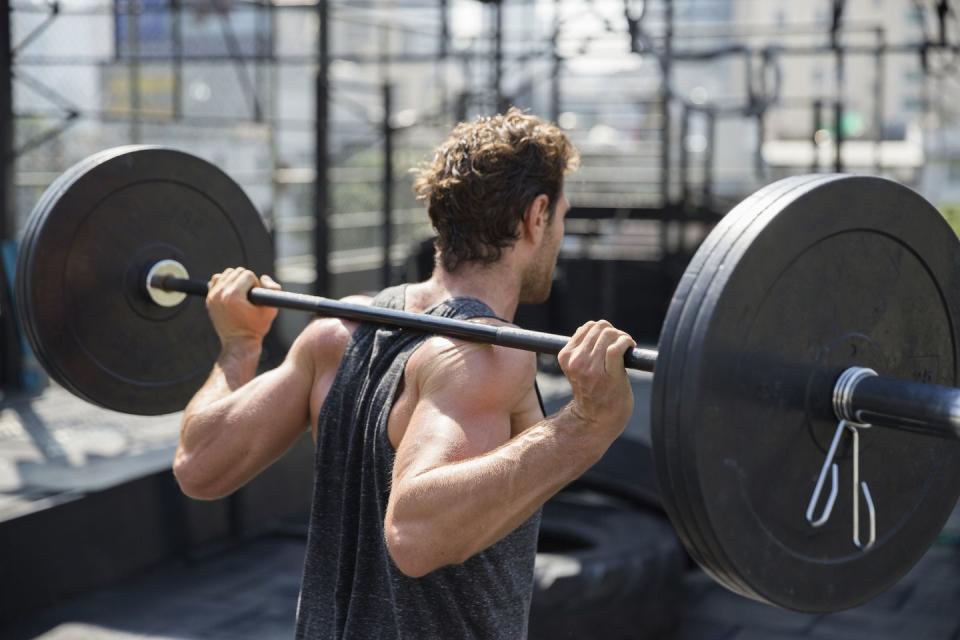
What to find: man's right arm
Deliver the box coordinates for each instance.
[173,268,346,500]
[173,327,322,500]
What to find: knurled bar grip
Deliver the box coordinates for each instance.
[151,275,660,372]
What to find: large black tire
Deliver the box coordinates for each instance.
[540,374,662,513]
[572,437,661,511]
[529,493,685,640]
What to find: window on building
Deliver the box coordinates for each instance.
[812,67,824,88]
[903,96,925,112]
[115,1,272,59]
[904,69,923,83]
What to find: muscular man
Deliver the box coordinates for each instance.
[173,109,636,639]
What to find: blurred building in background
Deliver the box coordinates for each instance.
[5,0,960,365]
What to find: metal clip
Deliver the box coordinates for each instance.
[805,420,843,527]
[805,419,877,552]
[847,421,877,550]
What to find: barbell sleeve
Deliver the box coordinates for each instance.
[151,275,660,372]
[834,366,960,440]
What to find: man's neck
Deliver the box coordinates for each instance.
[421,261,523,321]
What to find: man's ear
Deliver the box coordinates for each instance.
[520,194,551,243]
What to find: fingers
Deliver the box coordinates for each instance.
[204,268,280,345]
[208,268,281,298]
[559,320,634,376]
[260,274,282,291]
[603,333,636,376]
[209,268,252,301]
[585,321,634,375]
[208,267,240,292]
[558,319,636,438]
[558,320,595,372]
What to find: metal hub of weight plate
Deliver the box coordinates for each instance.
[653,175,960,612]
[16,146,274,415]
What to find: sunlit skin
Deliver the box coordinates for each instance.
[172,189,637,578]
[520,193,568,305]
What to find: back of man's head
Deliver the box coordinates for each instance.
[413,108,580,273]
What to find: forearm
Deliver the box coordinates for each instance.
[175,339,264,496]
[387,404,608,575]
[180,339,261,447]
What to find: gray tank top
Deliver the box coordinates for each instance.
[294,284,543,640]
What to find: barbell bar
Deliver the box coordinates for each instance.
[150,269,660,369]
[148,266,960,441]
[14,146,960,613]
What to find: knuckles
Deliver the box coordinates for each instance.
[560,319,631,377]
[606,334,633,353]
[599,327,622,342]
[205,268,261,312]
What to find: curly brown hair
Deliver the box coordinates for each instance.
[413,108,580,272]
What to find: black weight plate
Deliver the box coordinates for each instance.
[17,150,119,398]
[670,176,855,603]
[680,177,952,599]
[654,175,826,596]
[19,150,173,401]
[654,175,823,591]
[17,148,209,408]
[18,158,75,369]
[664,175,836,600]
[652,179,797,585]
[16,146,274,415]
[675,175,960,612]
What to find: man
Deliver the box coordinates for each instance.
[173,108,636,639]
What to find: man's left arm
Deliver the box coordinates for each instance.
[384,322,635,577]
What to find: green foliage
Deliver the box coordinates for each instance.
[940,205,960,237]
[330,147,429,213]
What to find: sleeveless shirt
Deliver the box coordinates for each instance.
[294,284,543,640]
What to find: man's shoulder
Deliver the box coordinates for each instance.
[407,329,538,408]
[291,296,372,372]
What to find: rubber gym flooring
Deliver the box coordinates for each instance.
[6,517,960,640]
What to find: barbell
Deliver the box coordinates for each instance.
[14,146,960,613]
